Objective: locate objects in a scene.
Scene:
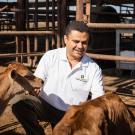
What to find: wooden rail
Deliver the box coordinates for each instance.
[0,5,8,13]
[0,31,56,35]
[87,53,135,62]
[0,28,135,67]
[0,31,59,67]
[0,52,135,63]
[87,23,135,29]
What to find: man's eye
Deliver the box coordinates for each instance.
[73,40,87,45]
[82,41,87,45]
[73,40,80,44]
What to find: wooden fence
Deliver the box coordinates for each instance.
[0,31,61,67]
[1,23,135,67]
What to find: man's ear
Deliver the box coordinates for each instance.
[64,35,67,44]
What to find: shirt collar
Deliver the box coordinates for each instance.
[60,47,68,61]
[81,55,89,67]
[60,47,89,67]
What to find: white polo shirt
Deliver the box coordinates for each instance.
[34,48,104,111]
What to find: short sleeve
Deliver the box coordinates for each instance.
[34,52,50,81]
[91,66,104,99]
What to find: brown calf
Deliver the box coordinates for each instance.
[0,62,32,100]
[53,92,135,135]
[0,62,34,115]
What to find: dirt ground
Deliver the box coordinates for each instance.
[0,66,135,135]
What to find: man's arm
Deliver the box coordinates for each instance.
[91,66,104,99]
[31,77,44,96]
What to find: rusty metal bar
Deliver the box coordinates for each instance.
[0,52,44,58]
[52,0,55,29]
[15,36,19,62]
[20,40,24,63]
[86,53,135,62]
[85,2,90,23]
[87,23,135,29]
[46,0,49,30]
[61,0,67,47]
[45,0,49,51]
[57,0,61,48]
[8,8,23,12]
[25,0,29,30]
[0,31,55,35]
[76,0,83,21]
[50,0,56,50]
[51,0,55,49]
[34,0,38,29]
[51,35,55,49]
[0,52,135,64]
[0,5,8,13]
[45,36,49,52]
[56,34,60,48]
[26,36,31,65]
[1,20,4,30]
[91,12,135,18]
[33,36,38,67]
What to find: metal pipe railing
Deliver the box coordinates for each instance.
[87,23,135,29]
[0,52,135,63]
[0,31,56,35]
[87,53,135,62]
[0,31,58,67]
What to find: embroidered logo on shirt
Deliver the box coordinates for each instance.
[76,75,88,82]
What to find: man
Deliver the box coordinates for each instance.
[12,21,104,135]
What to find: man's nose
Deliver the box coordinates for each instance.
[77,42,83,48]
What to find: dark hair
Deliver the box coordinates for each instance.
[65,21,89,36]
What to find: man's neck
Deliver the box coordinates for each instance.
[67,55,81,69]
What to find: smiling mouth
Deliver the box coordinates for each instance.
[74,50,84,54]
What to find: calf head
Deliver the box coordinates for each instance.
[0,62,34,115]
[53,92,135,135]
[7,62,32,77]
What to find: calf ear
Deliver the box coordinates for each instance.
[11,70,34,93]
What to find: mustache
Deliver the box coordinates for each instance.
[74,49,85,52]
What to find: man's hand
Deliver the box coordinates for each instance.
[25,87,41,97]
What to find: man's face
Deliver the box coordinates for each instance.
[64,30,89,60]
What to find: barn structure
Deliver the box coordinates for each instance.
[0,0,135,68]
[0,0,135,134]
[0,0,134,66]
